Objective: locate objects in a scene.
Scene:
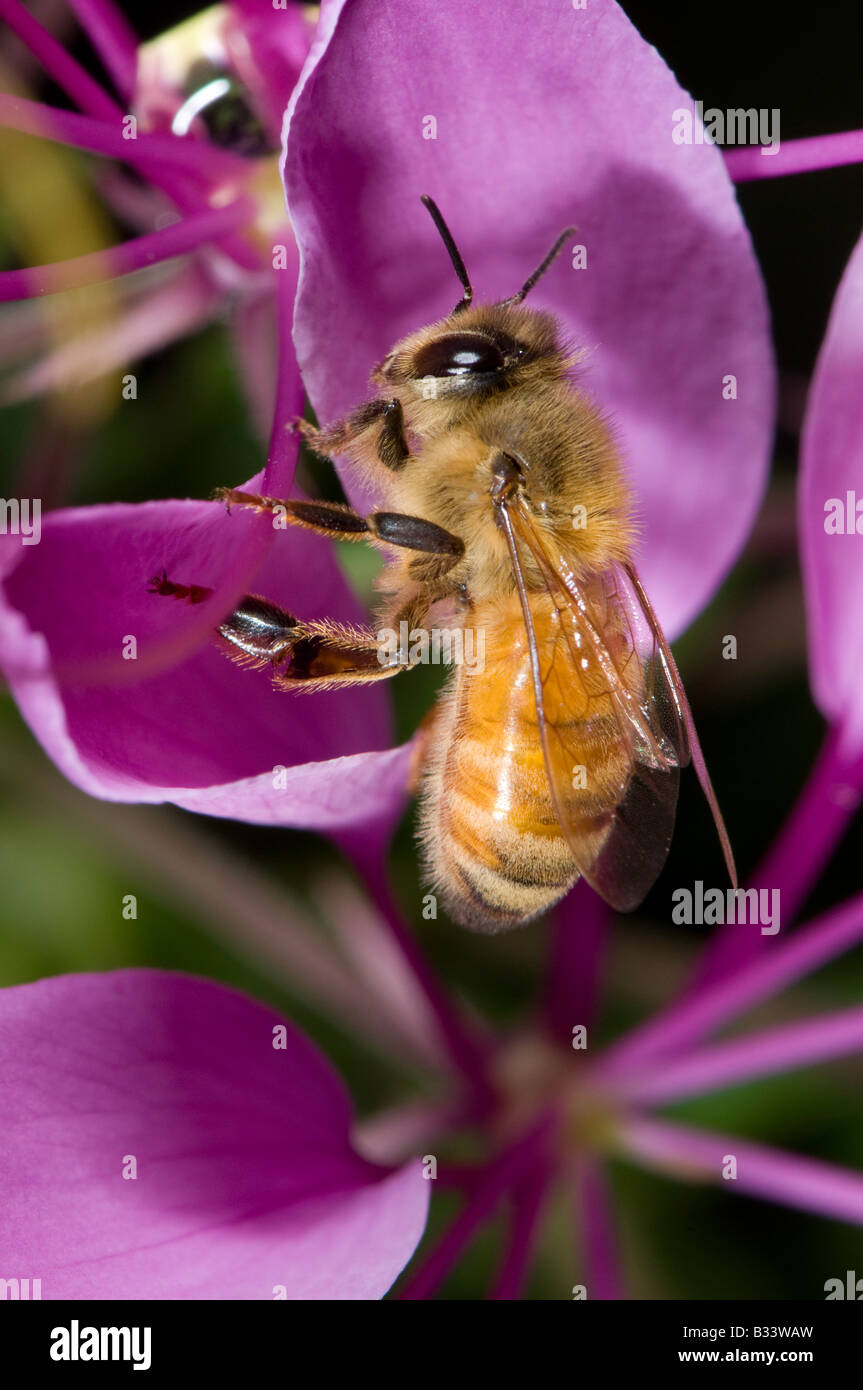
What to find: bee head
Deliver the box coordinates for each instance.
[372,199,573,397]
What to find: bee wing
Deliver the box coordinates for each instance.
[622,559,737,890]
[497,495,735,911]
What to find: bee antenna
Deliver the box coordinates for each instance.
[497,225,576,307]
[421,194,473,315]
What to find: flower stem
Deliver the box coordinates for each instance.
[724,128,863,182]
[358,857,494,1109]
[620,1115,863,1228]
[0,94,248,185]
[617,1004,863,1105]
[263,255,304,492]
[750,725,863,914]
[487,1162,551,1299]
[544,881,609,1047]
[66,0,139,103]
[399,1122,552,1299]
[575,1156,625,1300]
[0,731,421,1068]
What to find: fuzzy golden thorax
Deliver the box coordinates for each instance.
[336,302,636,605]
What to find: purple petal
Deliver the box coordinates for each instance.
[175,743,414,841]
[598,889,863,1078]
[284,0,774,636]
[0,496,405,839]
[619,1004,863,1104]
[0,970,429,1298]
[800,227,863,750]
[621,1114,863,1228]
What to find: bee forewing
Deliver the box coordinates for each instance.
[625,562,737,890]
[500,501,707,912]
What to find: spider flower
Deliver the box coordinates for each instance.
[390,885,863,1299]
[0,0,774,855]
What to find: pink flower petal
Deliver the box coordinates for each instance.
[0,496,405,841]
[0,970,429,1298]
[800,227,863,751]
[284,0,774,636]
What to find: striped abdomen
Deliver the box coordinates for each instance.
[418,592,633,931]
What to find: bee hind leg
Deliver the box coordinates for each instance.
[215,595,301,668]
[148,577,404,686]
[216,595,409,688]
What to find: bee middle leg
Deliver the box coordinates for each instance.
[215,487,466,568]
[214,490,371,543]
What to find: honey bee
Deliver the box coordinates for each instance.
[152,196,735,930]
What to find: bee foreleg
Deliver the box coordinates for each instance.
[373,399,410,471]
[296,398,409,472]
[406,551,465,583]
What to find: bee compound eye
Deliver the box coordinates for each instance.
[413,334,505,378]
